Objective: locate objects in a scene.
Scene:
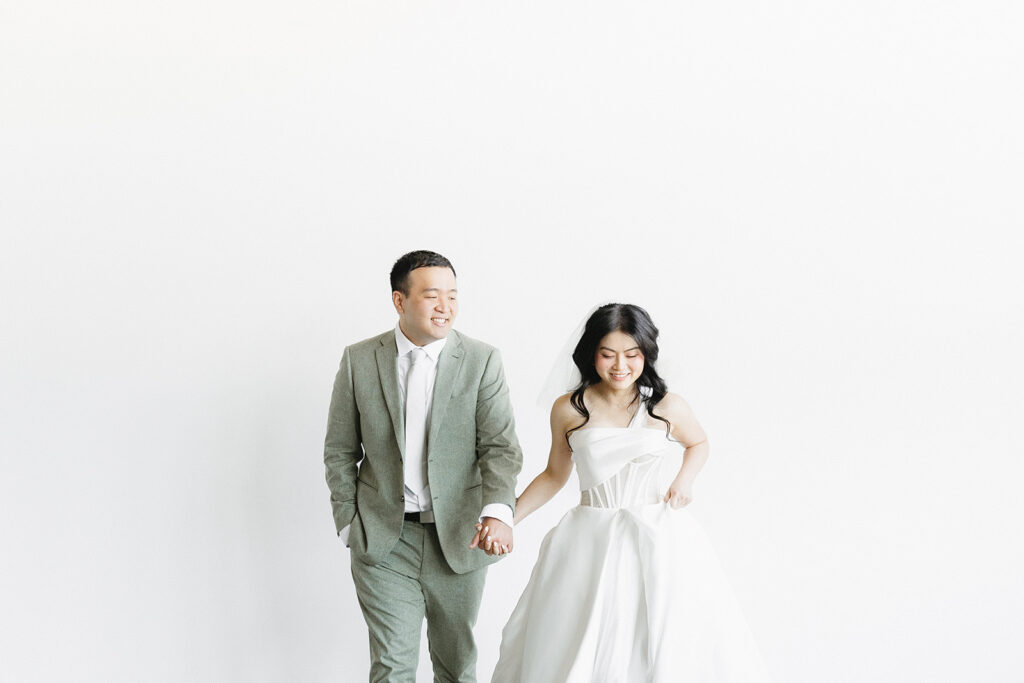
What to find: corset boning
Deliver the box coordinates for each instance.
[579,454,665,508]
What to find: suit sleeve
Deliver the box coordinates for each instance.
[324,346,363,534]
[475,348,523,510]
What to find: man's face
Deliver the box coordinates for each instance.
[393,266,458,346]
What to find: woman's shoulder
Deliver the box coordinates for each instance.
[550,391,582,425]
[651,391,693,420]
[551,391,575,415]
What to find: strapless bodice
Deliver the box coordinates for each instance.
[568,408,683,508]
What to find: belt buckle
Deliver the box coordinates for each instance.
[405,509,435,524]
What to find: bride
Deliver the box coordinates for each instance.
[480,303,771,682]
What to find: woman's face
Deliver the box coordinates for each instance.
[594,330,645,390]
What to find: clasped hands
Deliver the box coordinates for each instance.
[469,516,513,556]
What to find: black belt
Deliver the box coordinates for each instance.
[403,510,435,523]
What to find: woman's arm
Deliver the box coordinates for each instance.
[512,395,577,525]
[659,393,709,508]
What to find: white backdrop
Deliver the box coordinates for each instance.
[3,1,1023,681]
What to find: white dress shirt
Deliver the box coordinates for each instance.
[395,325,447,513]
[339,324,514,545]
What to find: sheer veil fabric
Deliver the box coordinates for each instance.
[535,304,599,408]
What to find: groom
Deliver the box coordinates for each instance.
[323,250,522,682]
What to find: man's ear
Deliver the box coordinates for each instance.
[392,290,404,314]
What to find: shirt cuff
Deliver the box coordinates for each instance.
[338,525,351,547]
[479,503,514,528]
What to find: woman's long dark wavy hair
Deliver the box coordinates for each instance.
[565,303,672,445]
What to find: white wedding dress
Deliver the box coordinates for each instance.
[491,407,771,683]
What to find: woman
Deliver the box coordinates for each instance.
[485,303,771,682]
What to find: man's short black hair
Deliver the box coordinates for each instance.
[390,250,457,295]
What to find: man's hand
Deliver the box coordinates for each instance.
[469,517,513,556]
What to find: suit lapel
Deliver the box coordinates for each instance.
[375,334,405,459]
[428,331,465,452]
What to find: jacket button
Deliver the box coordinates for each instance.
[400,496,405,502]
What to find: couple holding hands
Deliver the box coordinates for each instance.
[323,250,770,682]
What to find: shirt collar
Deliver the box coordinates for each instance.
[395,322,448,363]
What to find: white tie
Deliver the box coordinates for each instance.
[404,348,429,500]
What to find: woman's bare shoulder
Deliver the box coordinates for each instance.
[652,391,693,420]
[550,392,578,424]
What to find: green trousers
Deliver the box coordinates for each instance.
[350,519,488,683]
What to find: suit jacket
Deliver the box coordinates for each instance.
[324,328,523,574]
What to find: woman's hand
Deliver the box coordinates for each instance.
[664,480,693,509]
[469,520,513,555]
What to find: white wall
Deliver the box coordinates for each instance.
[2,1,1022,681]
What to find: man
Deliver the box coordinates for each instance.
[324,250,522,682]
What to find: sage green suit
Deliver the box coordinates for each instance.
[324,328,523,681]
